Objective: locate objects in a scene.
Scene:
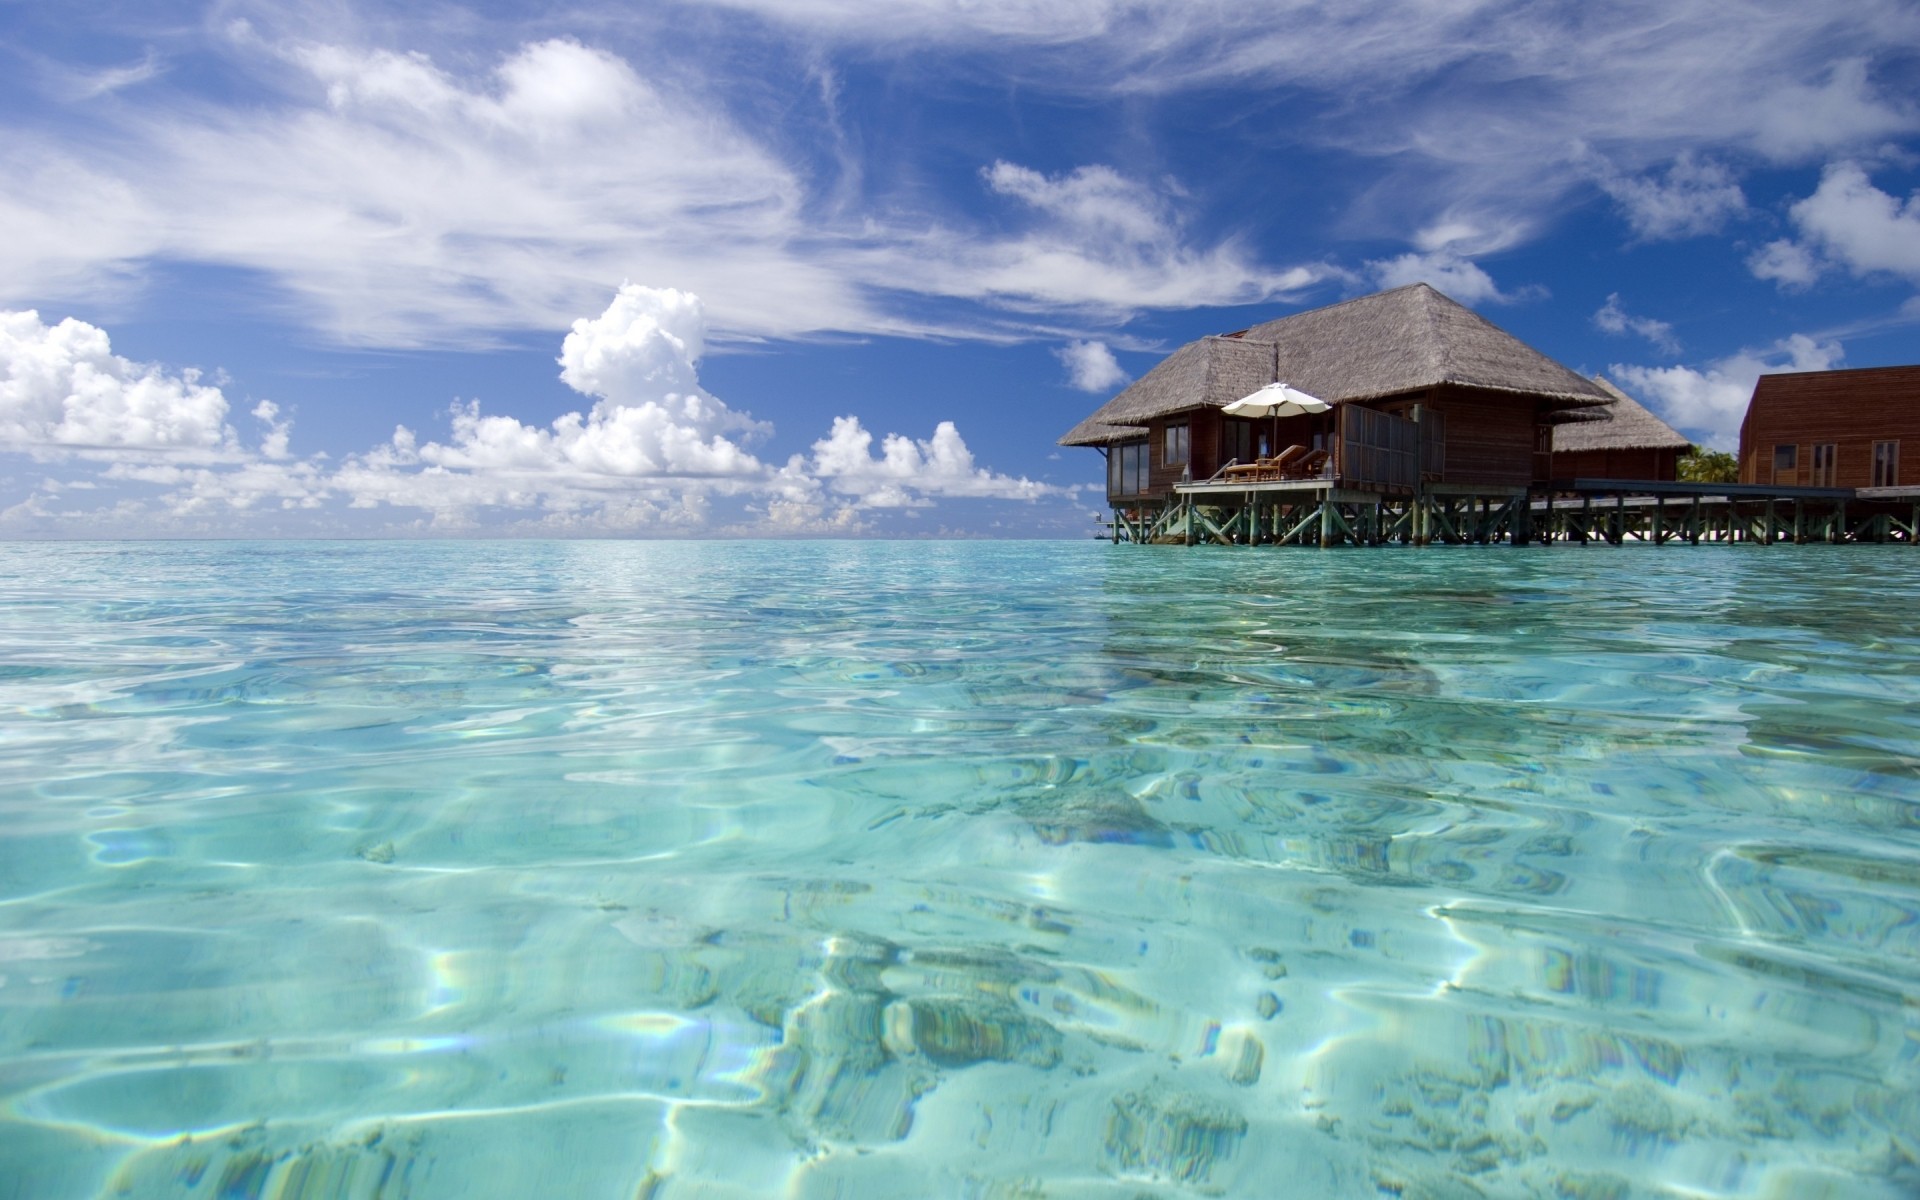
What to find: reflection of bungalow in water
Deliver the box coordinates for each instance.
[1738,365,1919,489]
[1548,377,1692,483]
[1059,283,1612,509]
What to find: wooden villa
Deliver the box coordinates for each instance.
[1547,377,1692,483]
[1063,287,1919,546]
[1739,365,1919,490]
[1060,283,1615,543]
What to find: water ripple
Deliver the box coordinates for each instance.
[1,540,1918,1197]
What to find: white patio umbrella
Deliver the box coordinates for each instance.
[1223,382,1331,462]
[1223,381,1330,418]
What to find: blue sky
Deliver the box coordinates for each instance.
[2,0,1917,537]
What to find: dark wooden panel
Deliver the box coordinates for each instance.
[1191,409,1224,480]
[1554,448,1676,481]
[1428,386,1538,487]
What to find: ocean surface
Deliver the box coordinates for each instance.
[2,539,1918,1199]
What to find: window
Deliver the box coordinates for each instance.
[1873,440,1900,488]
[1810,443,1837,487]
[1772,444,1797,483]
[1163,422,1190,467]
[1109,439,1150,496]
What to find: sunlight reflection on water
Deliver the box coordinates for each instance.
[1,539,1918,1198]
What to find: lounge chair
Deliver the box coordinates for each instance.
[1282,449,1330,479]
[1216,445,1311,483]
[1263,445,1307,476]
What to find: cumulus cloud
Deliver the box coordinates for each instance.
[1610,334,1843,450]
[1056,340,1129,392]
[0,310,242,458]
[1595,153,1747,241]
[330,285,781,515]
[810,416,1060,508]
[1787,162,1920,282]
[1748,239,1822,289]
[1748,162,1920,293]
[559,286,709,405]
[1592,294,1679,355]
[0,286,1057,534]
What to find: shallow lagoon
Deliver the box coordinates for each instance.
[1,539,1917,1199]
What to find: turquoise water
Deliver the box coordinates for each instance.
[2,540,1918,1199]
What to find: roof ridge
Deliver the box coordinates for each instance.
[1234,281,1437,336]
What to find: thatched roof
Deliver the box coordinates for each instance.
[1060,283,1611,447]
[1059,334,1272,446]
[1554,377,1693,453]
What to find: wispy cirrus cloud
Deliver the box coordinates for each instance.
[0,30,1317,349]
[3,0,1915,360]
[665,0,1919,239]
[1593,294,1680,355]
[1592,153,1748,242]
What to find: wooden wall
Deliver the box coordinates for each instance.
[1104,384,1604,501]
[1739,366,1920,487]
[1551,447,1681,482]
[1424,385,1541,488]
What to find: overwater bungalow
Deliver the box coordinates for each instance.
[1065,286,1919,546]
[1060,284,1614,542]
[1738,365,1919,490]
[1546,378,1692,484]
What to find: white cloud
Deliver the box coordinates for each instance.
[59,51,167,101]
[1751,59,1918,162]
[1056,339,1129,392]
[1,34,1318,348]
[0,287,1057,534]
[0,310,241,458]
[810,415,1061,508]
[881,162,1319,316]
[984,162,1171,246]
[670,0,1919,243]
[2,36,854,347]
[11,5,1907,350]
[1748,239,1821,289]
[1610,334,1844,450]
[1785,161,1920,282]
[1747,162,1920,293]
[251,400,294,461]
[1596,153,1747,241]
[559,285,710,405]
[331,285,781,515]
[1592,294,1679,355]
[1367,252,1513,305]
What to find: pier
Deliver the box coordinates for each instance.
[1106,480,1920,547]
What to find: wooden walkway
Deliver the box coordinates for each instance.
[1107,480,1920,547]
